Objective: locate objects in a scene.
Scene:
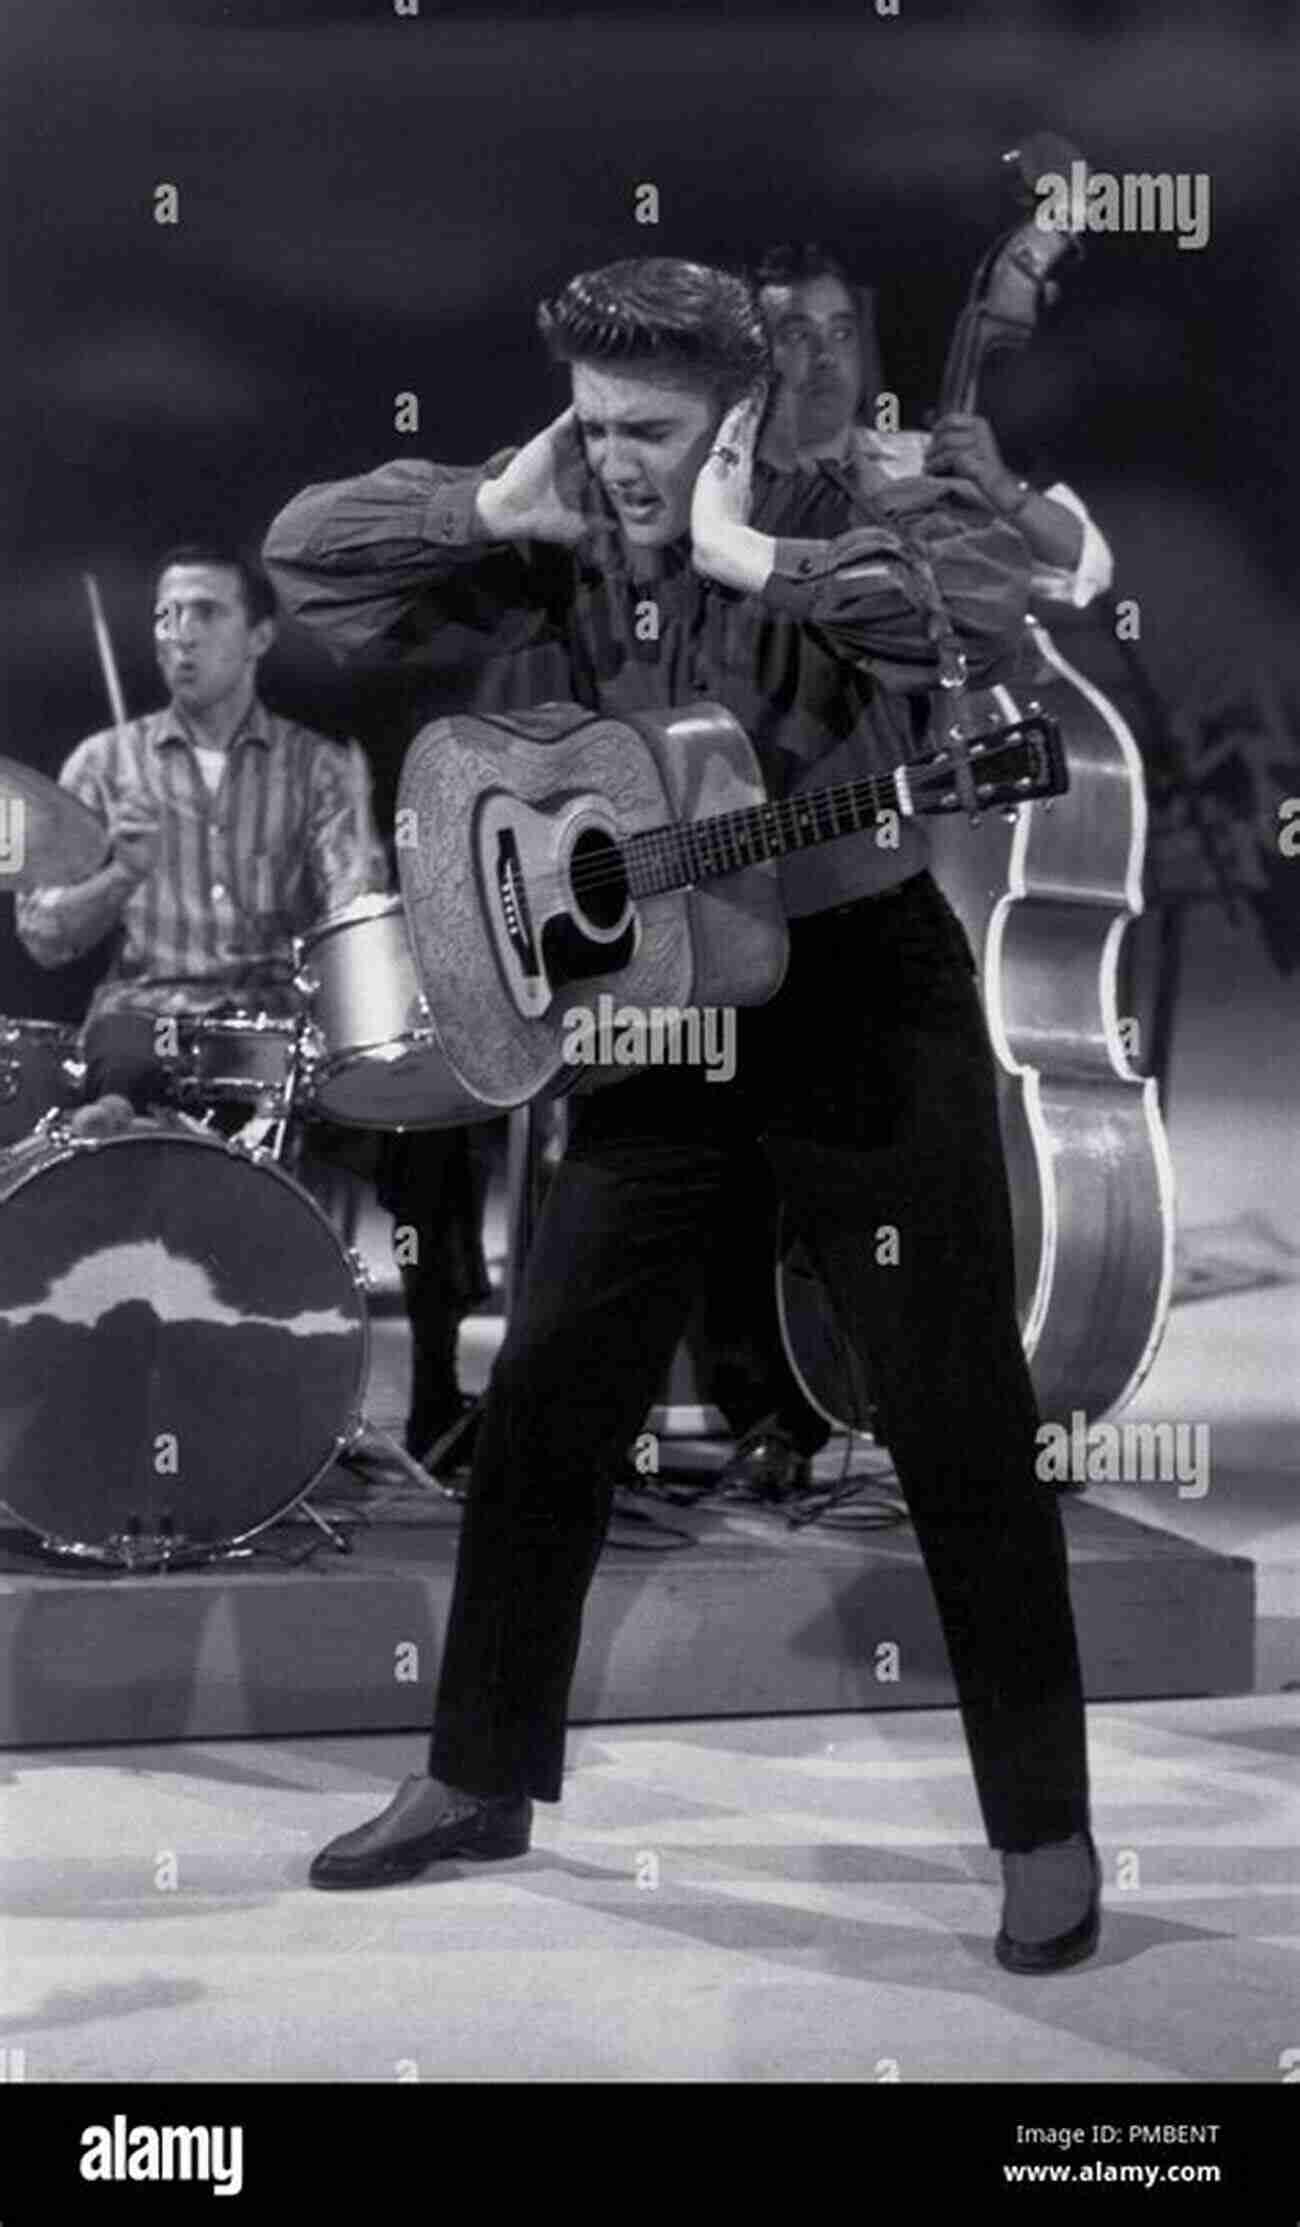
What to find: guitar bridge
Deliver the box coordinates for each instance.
[494,828,539,979]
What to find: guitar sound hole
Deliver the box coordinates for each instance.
[569,827,628,932]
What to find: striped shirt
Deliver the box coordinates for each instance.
[15,698,389,1022]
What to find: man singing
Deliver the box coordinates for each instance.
[265,257,1101,1973]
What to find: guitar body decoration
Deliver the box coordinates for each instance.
[396,701,784,1119]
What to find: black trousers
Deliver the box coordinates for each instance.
[424,869,1090,1852]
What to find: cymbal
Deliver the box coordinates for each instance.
[0,756,111,889]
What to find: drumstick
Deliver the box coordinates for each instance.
[83,573,129,731]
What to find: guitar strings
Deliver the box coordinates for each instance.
[507,752,1019,906]
[541,771,909,905]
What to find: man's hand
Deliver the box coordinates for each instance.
[109,805,161,886]
[692,386,764,531]
[21,804,158,968]
[690,386,775,592]
[925,412,1023,512]
[474,408,607,549]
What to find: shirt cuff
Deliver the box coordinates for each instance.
[422,472,495,550]
[422,449,520,550]
[1033,482,1114,608]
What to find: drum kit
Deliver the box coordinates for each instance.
[0,756,478,1573]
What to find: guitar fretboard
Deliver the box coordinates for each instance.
[624,768,906,897]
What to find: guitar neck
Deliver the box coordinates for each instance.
[623,767,908,898]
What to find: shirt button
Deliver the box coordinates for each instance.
[798,556,815,575]
[212,883,226,900]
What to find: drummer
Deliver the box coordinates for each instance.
[14,543,387,1110]
[15,541,488,1474]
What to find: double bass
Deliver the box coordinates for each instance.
[779,135,1176,1429]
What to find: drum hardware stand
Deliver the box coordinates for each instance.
[333,1410,459,1500]
[12,1519,303,1575]
[221,1013,468,1512]
[264,1003,315,1166]
[269,1019,465,1508]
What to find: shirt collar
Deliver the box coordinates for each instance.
[755,422,888,480]
[577,535,696,590]
[154,697,273,750]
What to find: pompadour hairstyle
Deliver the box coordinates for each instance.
[537,258,770,398]
[153,544,277,628]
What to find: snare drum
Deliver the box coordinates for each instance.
[0,1017,83,1148]
[295,893,476,1129]
[0,1122,369,1564]
[173,1012,298,1111]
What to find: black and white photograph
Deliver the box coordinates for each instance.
[0,0,1296,2190]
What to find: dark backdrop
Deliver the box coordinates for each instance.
[4,0,1297,1020]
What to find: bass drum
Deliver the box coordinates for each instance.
[0,1122,369,1565]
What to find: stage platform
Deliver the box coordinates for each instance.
[0,1476,1254,1750]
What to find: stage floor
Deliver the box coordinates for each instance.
[1,1694,1296,2084]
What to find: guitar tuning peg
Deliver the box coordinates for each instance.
[968,810,983,827]
[1001,807,1019,824]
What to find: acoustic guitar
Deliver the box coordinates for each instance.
[396,695,1065,1121]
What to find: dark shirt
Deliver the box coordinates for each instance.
[264,446,1031,915]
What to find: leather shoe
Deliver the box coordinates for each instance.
[309,1774,532,1890]
[995,1829,1101,1973]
